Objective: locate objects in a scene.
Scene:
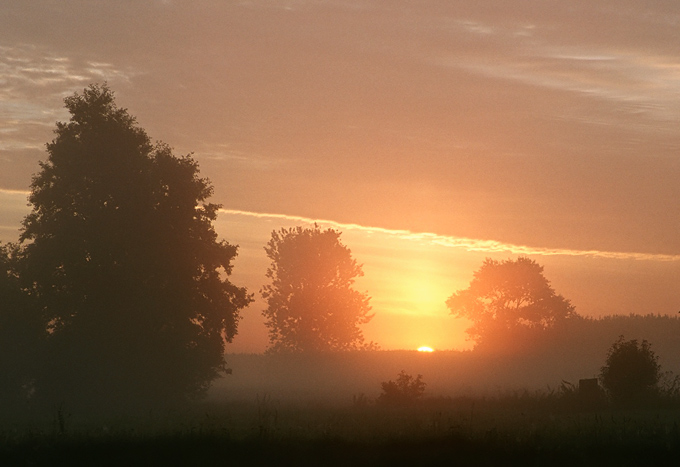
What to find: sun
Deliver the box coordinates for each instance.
[417,346,434,352]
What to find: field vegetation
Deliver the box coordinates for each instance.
[3,382,680,465]
[4,315,680,465]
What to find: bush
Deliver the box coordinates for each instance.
[600,336,661,406]
[378,371,425,406]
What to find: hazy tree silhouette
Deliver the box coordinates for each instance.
[600,336,661,406]
[17,84,252,413]
[446,257,576,349]
[0,243,41,410]
[378,370,426,406]
[261,225,375,352]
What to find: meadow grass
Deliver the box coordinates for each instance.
[5,337,680,465]
[2,393,680,466]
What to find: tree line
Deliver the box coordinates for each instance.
[0,84,669,414]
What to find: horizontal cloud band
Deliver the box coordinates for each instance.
[220,209,680,263]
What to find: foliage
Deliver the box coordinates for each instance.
[261,224,374,352]
[446,257,576,347]
[600,335,661,406]
[16,84,252,412]
[0,243,41,408]
[659,371,680,400]
[378,370,426,406]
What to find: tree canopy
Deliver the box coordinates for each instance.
[261,224,375,352]
[446,257,576,348]
[17,84,252,412]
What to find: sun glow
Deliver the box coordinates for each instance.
[215,210,481,352]
[417,346,434,352]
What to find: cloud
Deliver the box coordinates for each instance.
[199,145,285,170]
[220,209,680,263]
[0,43,138,150]
[426,10,680,134]
[0,188,29,196]
[1,1,677,256]
[442,51,679,126]
[457,20,496,36]
[0,189,29,242]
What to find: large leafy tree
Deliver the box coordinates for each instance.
[261,225,374,352]
[18,84,251,412]
[446,257,575,347]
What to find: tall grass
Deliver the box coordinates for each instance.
[3,392,680,465]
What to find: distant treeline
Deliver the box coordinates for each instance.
[473,313,680,357]
[214,314,680,403]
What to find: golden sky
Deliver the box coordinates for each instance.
[1,1,679,351]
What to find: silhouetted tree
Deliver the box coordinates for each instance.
[261,225,374,352]
[18,84,252,413]
[0,243,41,410]
[600,336,661,406]
[446,257,576,348]
[378,370,425,406]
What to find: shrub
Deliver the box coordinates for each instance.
[600,336,661,406]
[378,371,425,406]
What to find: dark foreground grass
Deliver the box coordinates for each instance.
[3,430,680,466]
[3,398,680,466]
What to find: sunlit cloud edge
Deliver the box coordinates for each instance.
[0,188,30,196]
[220,209,680,263]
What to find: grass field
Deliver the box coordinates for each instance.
[3,393,680,466]
[4,342,680,466]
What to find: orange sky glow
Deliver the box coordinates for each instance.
[1,1,679,352]
[213,209,680,352]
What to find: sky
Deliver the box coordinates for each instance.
[1,0,679,352]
